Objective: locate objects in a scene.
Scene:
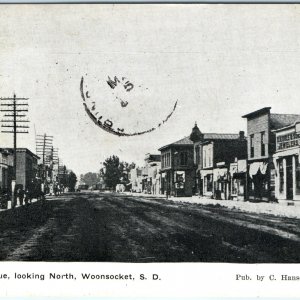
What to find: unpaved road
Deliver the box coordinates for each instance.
[0,192,300,262]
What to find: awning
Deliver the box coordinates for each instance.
[237,160,247,173]
[213,168,227,180]
[200,169,213,177]
[249,162,268,178]
[249,162,261,178]
[260,162,268,175]
[176,171,185,175]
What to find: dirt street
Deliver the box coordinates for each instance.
[0,192,299,262]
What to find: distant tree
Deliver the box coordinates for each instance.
[81,172,99,186]
[67,171,77,192]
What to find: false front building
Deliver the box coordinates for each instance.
[0,148,39,192]
[158,137,194,197]
[273,121,300,203]
[242,107,300,202]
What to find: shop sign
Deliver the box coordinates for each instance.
[277,132,300,150]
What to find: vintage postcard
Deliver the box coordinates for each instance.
[0,3,300,298]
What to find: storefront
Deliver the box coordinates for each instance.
[230,159,247,201]
[194,168,203,196]
[213,165,229,200]
[174,171,185,197]
[201,169,213,197]
[160,171,172,196]
[248,161,272,201]
[273,122,300,202]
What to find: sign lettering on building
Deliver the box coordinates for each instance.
[277,132,300,150]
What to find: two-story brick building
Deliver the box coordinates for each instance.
[190,123,247,199]
[2,148,39,190]
[242,107,300,201]
[158,137,194,197]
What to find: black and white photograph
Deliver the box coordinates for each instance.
[1,3,300,268]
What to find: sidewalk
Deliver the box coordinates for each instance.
[0,197,45,213]
[123,192,300,219]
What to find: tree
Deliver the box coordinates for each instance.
[102,156,137,189]
[67,171,77,192]
[103,155,121,189]
[81,172,99,186]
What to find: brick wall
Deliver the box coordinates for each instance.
[172,146,194,170]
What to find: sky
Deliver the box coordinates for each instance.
[1,4,300,176]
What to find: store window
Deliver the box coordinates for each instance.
[279,160,284,193]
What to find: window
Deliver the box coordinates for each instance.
[180,152,188,166]
[162,153,169,169]
[162,152,171,168]
[261,131,265,156]
[250,134,254,158]
[204,150,206,168]
[279,160,284,193]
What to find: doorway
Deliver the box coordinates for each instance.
[286,156,294,200]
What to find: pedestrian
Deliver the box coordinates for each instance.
[24,188,29,205]
[17,187,24,206]
[25,180,34,204]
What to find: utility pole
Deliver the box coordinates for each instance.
[51,147,59,183]
[35,134,53,185]
[0,94,29,208]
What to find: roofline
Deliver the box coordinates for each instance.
[0,147,40,159]
[242,107,271,119]
[158,144,193,151]
[272,121,300,133]
[201,140,213,145]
